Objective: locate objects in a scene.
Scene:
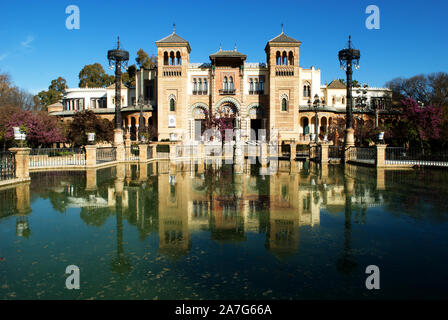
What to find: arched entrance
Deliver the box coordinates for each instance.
[301,117,310,135]
[192,104,207,141]
[247,104,266,141]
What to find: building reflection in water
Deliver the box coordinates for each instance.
[1,160,387,266]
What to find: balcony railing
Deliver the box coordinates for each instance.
[162,66,182,77]
[29,148,86,167]
[192,90,208,95]
[219,89,235,95]
[275,66,295,76]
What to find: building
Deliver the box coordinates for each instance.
[49,29,393,144]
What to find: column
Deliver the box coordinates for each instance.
[376,168,386,190]
[85,145,97,167]
[320,143,329,163]
[139,144,148,163]
[290,143,296,161]
[15,183,31,215]
[375,143,387,168]
[85,168,97,191]
[125,136,132,160]
[9,148,31,180]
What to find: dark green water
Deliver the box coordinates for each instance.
[1,161,448,299]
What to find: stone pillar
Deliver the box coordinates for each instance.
[376,167,386,190]
[139,144,148,163]
[115,163,125,194]
[290,143,296,161]
[139,163,148,182]
[114,128,124,146]
[260,143,268,167]
[151,162,157,175]
[116,145,125,162]
[169,143,177,160]
[9,148,31,180]
[85,145,97,167]
[321,163,329,180]
[197,160,204,174]
[15,182,31,215]
[198,143,205,158]
[343,128,355,163]
[320,143,329,163]
[85,168,97,191]
[124,134,132,160]
[375,144,387,168]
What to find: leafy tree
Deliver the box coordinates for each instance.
[49,77,67,93]
[0,71,36,110]
[337,78,361,87]
[136,49,156,69]
[78,63,114,88]
[35,77,67,110]
[386,73,448,108]
[141,124,158,141]
[67,110,114,146]
[327,118,346,145]
[122,64,137,87]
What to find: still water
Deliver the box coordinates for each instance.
[1,160,448,299]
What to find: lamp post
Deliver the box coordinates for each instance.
[338,36,360,148]
[107,37,129,145]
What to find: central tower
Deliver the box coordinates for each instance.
[265,29,301,142]
[156,28,191,141]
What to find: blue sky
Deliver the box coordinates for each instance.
[0,0,447,94]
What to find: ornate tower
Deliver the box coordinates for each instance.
[265,27,301,142]
[155,27,191,141]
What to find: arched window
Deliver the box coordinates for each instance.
[170,52,175,65]
[254,79,259,92]
[276,51,281,65]
[170,98,175,111]
[249,79,254,93]
[229,77,234,90]
[198,79,202,93]
[203,78,207,93]
[223,77,228,90]
[260,77,264,92]
[193,79,197,93]
[176,51,181,65]
[164,52,169,65]
[288,51,294,65]
[332,96,336,105]
[342,96,345,104]
[303,84,311,97]
[281,98,287,111]
[282,51,287,65]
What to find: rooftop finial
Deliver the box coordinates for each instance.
[234,43,237,51]
[117,36,120,49]
[219,43,222,51]
[173,23,176,34]
[348,35,351,49]
[281,23,284,33]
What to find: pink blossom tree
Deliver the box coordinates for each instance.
[5,110,66,147]
[400,98,442,149]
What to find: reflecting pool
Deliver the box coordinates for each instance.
[1,160,448,299]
